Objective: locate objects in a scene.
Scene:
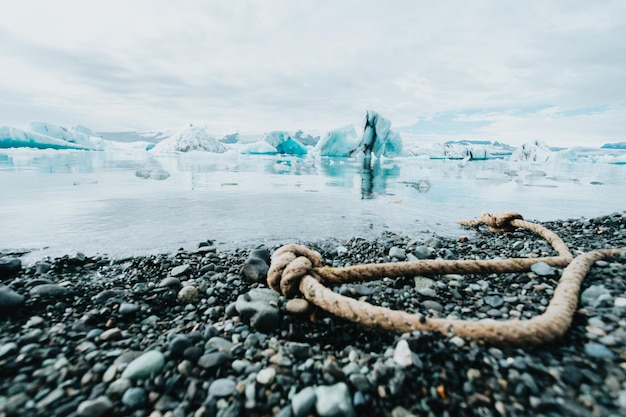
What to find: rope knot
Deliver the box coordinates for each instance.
[267,244,323,298]
[479,211,524,232]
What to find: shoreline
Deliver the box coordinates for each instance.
[1,213,625,416]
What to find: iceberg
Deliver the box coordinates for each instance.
[150,124,226,153]
[220,133,239,144]
[404,140,512,160]
[509,140,578,163]
[349,110,403,159]
[601,142,626,150]
[241,140,278,155]
[241,131,308,155]
[509,140,553,162]
[441,143,487,160]
[0,125,89,150]
[294,130,320,147]
[313,125,359,157]
[98,129,173,144]
[28,121,105,150]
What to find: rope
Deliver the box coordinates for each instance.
[267,212,625,346]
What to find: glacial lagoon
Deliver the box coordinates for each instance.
[1,148,625,264]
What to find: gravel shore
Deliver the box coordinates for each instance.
[1,213,625,417]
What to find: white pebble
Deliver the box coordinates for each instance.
[449,336,466,347]
[393,339,414,368]
[614,297,626,308]
[256,367,276,385]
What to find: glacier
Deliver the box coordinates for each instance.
[150,124,226,153]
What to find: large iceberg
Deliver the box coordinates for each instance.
[241,131,308,155]
[509,140,553,162]
[509,140,578,162]
[313,125,359,157]
[349,110,403,158]
[28,121,105,150]
[0,125,90,150]
[150,124,226,153]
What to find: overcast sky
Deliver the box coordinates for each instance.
[1,0,625,146]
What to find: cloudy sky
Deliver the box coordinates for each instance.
[1,0,625,146]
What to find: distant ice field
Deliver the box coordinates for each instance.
[1,147,625,265]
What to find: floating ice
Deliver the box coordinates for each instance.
[220,133,239,144]
[28,121,105,150]
[509,141,578,162]
[509,141,552,162]
[150,124,226,153]
[601,141,626,150]
[241,131,308,155]
[405,140,512,160]
[135,169,171,180]
[313,125,359,157]
[241,140,278,155]
[0,125,88,150]
[350,110,403,158]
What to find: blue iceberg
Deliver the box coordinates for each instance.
[0,125,89,150]
[350,110,403,158]
[241,131,308,155]
[312,112,403,158]
[313,125,359,157]
[28,121,105,150]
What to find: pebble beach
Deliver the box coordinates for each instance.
[1,213,625,417]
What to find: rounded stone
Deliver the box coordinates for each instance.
[413,246,431,260]
[208,378,236,398]
[121,350,165,381]
[106,378,131,397]
[99,327,122,341]
[158,277,181,289]
[530,262,556,276]
[170,264,191,277]
[416,288,437,298]
[315,382,355,417]
[29,283,72,298]
[584,343,615,359]
[76,396,114,417]
[0,286,25,312]
[118,303,139,315]
[121,387,147,409]
[256,367,276,385]
[292,386,317,417]
[198,352,228,369]
[285,298,310,314]
[0,257,21,278]
[169,335,193,357]
[389,247,406,260]
[177,286,198,303]
[484,295,504,308]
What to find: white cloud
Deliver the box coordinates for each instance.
[0,0,625,145]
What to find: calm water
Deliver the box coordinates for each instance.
[1,148,625,264]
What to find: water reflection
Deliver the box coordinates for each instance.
[360,158,401,199]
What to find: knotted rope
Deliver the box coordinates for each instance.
[267,212,625,346]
